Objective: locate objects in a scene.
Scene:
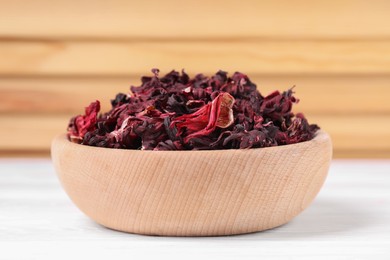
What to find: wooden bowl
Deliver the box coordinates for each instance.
[51,130,332,236]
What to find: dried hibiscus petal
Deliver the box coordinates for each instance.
[171,92,235,143]
[67,100,100,143]
[66,69,319,150]
[260,89,297,124]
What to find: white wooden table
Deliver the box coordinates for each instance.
[0,159,389,260]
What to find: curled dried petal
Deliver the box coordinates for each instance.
[66,70,319,150]
[67,101,100,143]
[171,92,235,143]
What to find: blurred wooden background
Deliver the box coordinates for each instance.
[0,0,390,157]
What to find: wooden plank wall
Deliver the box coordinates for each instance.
[0,0,390,157]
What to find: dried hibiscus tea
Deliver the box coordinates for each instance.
[67,100,100,143]
[67,69,319,150]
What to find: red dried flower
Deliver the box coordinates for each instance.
[67,100,100,143]
[67,70,319,150]
[171,92,234,143]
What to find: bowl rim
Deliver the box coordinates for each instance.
[52,130,330,154]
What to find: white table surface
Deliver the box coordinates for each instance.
[0,159,389,260]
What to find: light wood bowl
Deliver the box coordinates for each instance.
[51,130,332,236]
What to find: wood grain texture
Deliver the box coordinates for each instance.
[1,0,390,39]
[1,75,389,158]
[0,115,68,150]
[1,75,390,115]
[51,131,332,236]
[8,149,390,159]
[1,0,389,158]
[1,159,390,259]
[1,115,389,155]
[1,40,390,76]
[309,115,390,151]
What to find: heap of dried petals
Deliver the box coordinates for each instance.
[67,69,319,150]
